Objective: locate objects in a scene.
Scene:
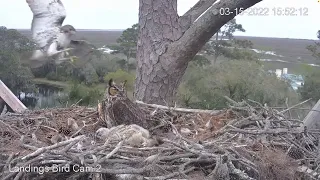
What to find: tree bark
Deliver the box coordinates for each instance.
[135,0,263,105]
[301,99,320,131]
[0,98,4,114]
[213,32,219,65]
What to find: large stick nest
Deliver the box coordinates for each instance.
[0,98,319,180]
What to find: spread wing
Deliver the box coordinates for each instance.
[26,0,66,48]
[70,40,97,59]
[70,40,96,51]
[68,40,99,67]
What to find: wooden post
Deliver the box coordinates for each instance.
[301,99,320,130]
[0,80,27,113]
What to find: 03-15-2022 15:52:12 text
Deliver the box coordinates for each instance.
[219,7,309,17]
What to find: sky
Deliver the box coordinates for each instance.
[0,0,319,40]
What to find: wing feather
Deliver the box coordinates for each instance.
[26,0,66,48]
[69,40,100,67]
[70,40,96,49]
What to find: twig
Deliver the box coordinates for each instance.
[21,135,85,161]
[278,98,311,114]
[1,99,319,179]
[70,120,99,138]
[99,141,123,162]
[71,99,83,107]
[136,100,222,115]
[227,127,303,135]
[40,125,58,132]
[4,152,19,171]
[285,98,293,121]
[227,161,256,180]
[0,120,21,136]
[13,156,43,180]
[144,167,195,180]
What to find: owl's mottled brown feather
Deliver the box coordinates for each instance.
[105,79,150,129]
[108,97,150,129]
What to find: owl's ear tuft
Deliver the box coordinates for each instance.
[108,79,114,87]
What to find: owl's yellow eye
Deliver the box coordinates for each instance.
[108,87,118,96]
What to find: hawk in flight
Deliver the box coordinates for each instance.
[26,0,96,68]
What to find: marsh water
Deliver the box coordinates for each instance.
[20,84,65,109]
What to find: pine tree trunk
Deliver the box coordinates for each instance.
[135,0,262,105]
[0,98,4,114]
[213,32,219,65]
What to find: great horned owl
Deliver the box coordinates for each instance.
[106,78,128,101]
[105,79,150,129]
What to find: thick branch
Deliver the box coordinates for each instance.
[179,0,218,31]
[179,0,217,30]
[136,100,222,114]
[171,0,262,66]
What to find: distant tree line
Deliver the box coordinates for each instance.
[299,30,320,102]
